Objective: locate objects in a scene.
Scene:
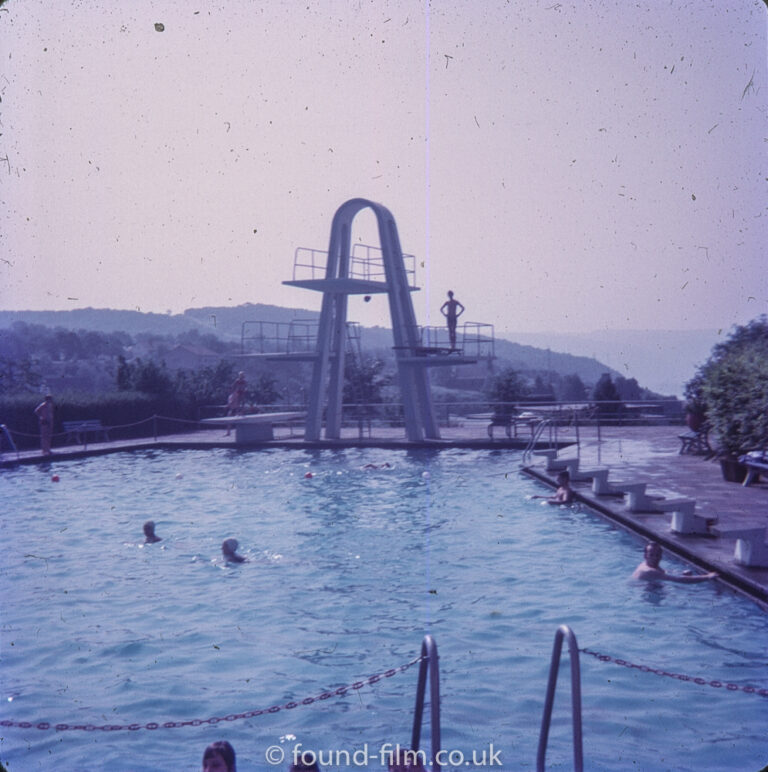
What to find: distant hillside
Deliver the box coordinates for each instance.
[0,304,320,342]
[1,304,625,387]
[507,329,722,397]
[0,307,203,338]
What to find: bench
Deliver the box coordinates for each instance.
[678,428,711,455]
[487,413,513,439]
[201,412,306,443]
[63,420,110,445]
[739,452,768,487]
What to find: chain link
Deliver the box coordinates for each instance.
[0,655,424,732]
[581,648,768,697]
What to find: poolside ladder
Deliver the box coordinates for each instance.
[537,624,584,772]
[410,634,442,772]
[522,418,556,465]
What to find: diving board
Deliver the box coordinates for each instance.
[201,412,305,443]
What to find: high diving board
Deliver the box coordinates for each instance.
[393,346,478,366]
[201,412,306,443]
[283,278,418,294]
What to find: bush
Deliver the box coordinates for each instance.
[685,315,768,455]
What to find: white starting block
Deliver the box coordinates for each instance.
[670,509,717,535]
[712,526,768,568]
[202,412,305,443]
[592,473,646,498]
[625,489,696,515]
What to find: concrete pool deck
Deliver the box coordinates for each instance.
[3,421,767,606]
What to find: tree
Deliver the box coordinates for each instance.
[560,373,587,401]
[250,373,280,405]
[592,373,623,415]
[487,367,527,415]
[116,357,173,396]
[615,376,642,401]
[343,355,388,406]
[686,315,768,455]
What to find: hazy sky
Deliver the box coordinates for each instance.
[2,0,766,336]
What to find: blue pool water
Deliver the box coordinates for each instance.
[1,448,766,771]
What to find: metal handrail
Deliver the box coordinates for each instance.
[410,634,442,772]
[0,423,19,461]
[522,417,554,465]
[537,625,584,772]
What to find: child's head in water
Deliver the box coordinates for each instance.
[202,740,236,772]
[289,761,321,772]
[221,538,246,563]
[387,747,427,771]
[143,521,161,543]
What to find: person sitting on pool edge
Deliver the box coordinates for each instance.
[530,471,574,505]
[202,740,237,772]
[632,541,718,583]
[143,520,161,544]
[221,538,247,563]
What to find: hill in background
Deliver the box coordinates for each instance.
[507,329,721,398]
[1,304,650,392]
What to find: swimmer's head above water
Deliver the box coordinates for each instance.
[143,521,161,543]
[221,538,246,563]
[202,740,237,772]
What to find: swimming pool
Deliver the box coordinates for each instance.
[1,448,766,771]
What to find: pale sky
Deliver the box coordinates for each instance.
[1,0,766,336]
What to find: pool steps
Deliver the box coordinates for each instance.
[534,454,768,568]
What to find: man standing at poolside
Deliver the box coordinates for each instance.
[632,541,718,583]
[34,394,54,456]
[440,290,465,349]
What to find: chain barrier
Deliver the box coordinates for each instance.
[581,648,768,697]
[0,654,424,732]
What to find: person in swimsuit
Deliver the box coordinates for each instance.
[225,372,248,436]
[530,471,574,505]
[439,290,465,349]
[34,395,54,456]
[632,541,718,582]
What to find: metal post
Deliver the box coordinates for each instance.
[536,624,583,772]
[410,635,441,772]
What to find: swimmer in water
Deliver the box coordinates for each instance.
[362,462,392,470]
[143,521,161,543]
[202,740,237,772]
[289,761,322,772]
[530,471,574,505]
[387,747,427,771]
[221,538,247,563]
[632,541,718,583]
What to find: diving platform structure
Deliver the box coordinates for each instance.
[246,198,494,442]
